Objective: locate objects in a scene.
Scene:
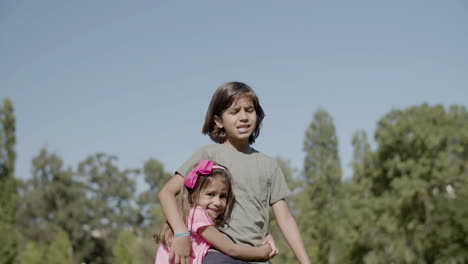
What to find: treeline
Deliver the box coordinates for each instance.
[1,98,468,263]
[271,106,468,264]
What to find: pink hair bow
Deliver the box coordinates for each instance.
[184,159,214,189]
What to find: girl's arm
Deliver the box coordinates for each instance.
[261,233,279,258]
[158,174,191,264]
[272,199,311,264]
[200,226,272,261]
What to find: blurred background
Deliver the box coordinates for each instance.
[1,0,467,263]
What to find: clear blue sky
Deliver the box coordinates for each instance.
[2,1,467,187]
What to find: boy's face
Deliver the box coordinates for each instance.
[214,96,257,146]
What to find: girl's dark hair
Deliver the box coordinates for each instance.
[156,163,234,250]
[202,81,265,145]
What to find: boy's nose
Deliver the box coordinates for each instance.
[239,110,248,121]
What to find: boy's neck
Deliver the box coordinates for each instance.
[222,140,252,154]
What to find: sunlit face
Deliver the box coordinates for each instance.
[197,175,229,220]
[214,96,257,146]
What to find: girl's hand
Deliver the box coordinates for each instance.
[261,233,279,258]
[169,236,191,264]
[259,244,273,259]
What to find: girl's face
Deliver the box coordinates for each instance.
[214,96,257,147]
[197,175,229,220]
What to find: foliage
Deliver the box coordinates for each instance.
[299,109,344,264]
[0,98,17,264]
[19,231,73,264]
[18,242,44,264]
[17,149,87,262]
[112,230,136,264]
[7,99,468,264]
[77,153,139,263]
[349,104,468,263]
[44,230,74,264]
[134,158,172,263]
[0,98,16,178]
[18,231,73,264]
[0,221,17,264]
[137,158,172,227]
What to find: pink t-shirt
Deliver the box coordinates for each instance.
[155,206,215,264]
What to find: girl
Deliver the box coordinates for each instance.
[159,82,310,264]
[155,159,272,264]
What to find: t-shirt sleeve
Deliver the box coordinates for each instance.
[270,164,292,205]
[188,207,215,234]
[176,146,211,178]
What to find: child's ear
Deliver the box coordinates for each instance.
[214,115,223,129]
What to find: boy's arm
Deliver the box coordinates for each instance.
[272,199,311,264]
[158,173,191,264]
[200,226,272,261]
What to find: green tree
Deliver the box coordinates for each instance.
[18,231,73,264]
[299,109,343,264]
[137,158,172,227]
[18,242,44,264]
[78,153,138,263]
[350,104,468,263]
[0,99,15,178]
[351,130,371,184]
[346,130,378,263]
[0,98,17,264]
[113,229,136,264]
[17,149,88,263]
[135,158,171,263]
[44,230,73,264]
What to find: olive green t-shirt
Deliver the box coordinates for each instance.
[177,144,291,254]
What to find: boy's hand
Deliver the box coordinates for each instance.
[169,236,191,264]
[261,233,279,258]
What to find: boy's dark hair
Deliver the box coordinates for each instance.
[202,81,265,145]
